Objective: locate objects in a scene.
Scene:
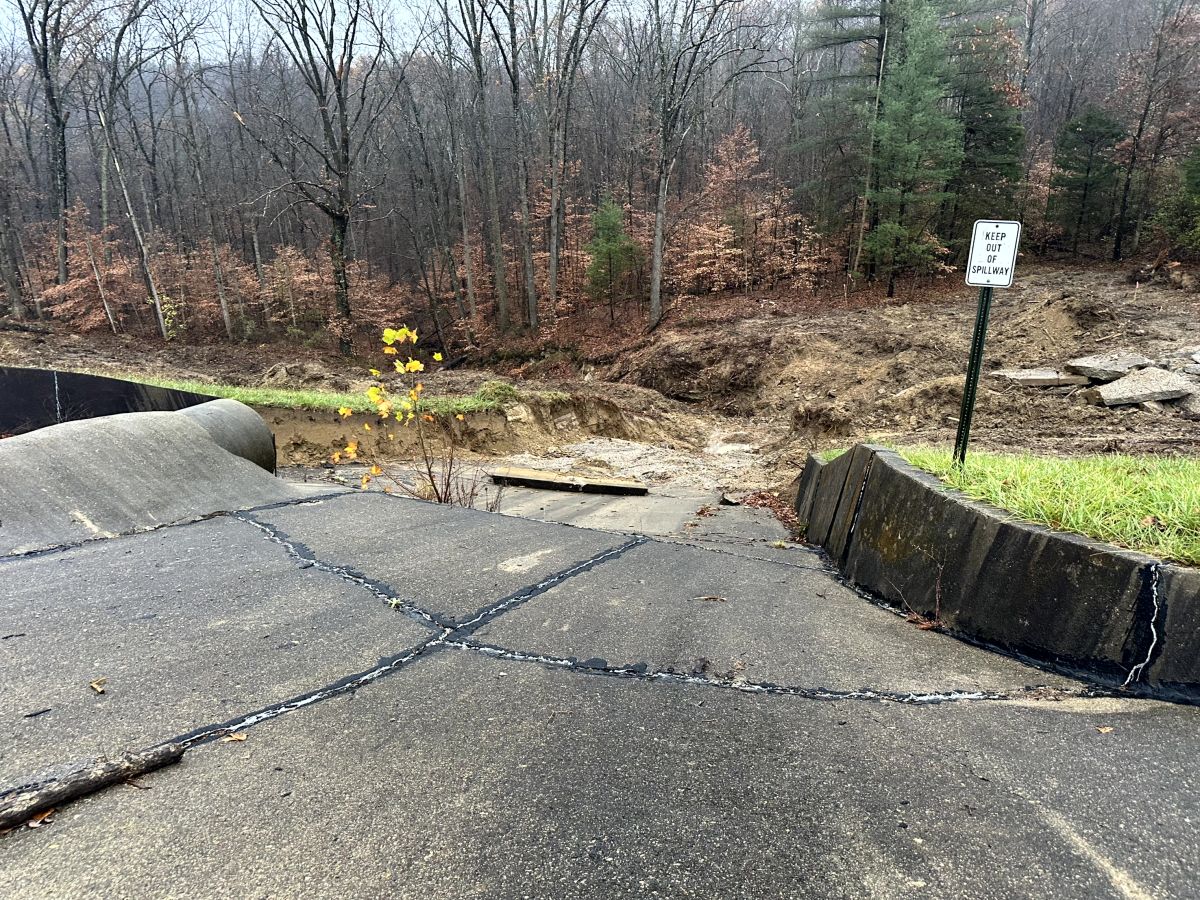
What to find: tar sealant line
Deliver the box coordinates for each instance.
[158,634,451,751]
[448,640,1063,705]
[666,537,831,573]
[0,493,350,563]
[1122,563,1163,688]
[450,536,649,634]
[232,513,450,630]
[841,456,874,566]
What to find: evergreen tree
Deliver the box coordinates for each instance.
[585,199,642,321]
[1048,107,1125,254]
[864,0,964,296]
[1153,148,1200,255]
[941,20,1025,257]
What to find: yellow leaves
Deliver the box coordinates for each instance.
[403,358,424,374]
[386,432,395,440]
[366,385,385,404]
[432,352,443,362]
[337,406,353,418]
[360,474,372,489]
[89,677,107,694]
[422,414,435,423]
[369,465,383,476]
[369,368,381,377]
[393,359,405,373]
[344,441,358,460]
[331,451,342,463]
[220,732,247,744]
[362,422,372,432]
[382,326,419,346]
[383,346,398,355]
[455,413,465,421]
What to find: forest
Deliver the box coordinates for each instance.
[1,0,1198,354]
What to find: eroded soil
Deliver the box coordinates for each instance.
[3,263,1198,493]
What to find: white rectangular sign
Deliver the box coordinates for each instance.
[966,219,1021,288]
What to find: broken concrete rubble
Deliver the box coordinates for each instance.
[1065,352,1154,381]
[1177,393,1200,419]
[1087,367,1197,406]
[990,368,1090,387]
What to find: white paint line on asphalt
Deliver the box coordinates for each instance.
[1038,807,1155,900]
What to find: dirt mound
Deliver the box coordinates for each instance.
[607,327,778,411]
[265,387,706,467]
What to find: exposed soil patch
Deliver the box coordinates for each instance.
[4,263,1198,491]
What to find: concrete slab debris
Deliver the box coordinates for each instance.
[1089,366,1197,406]
[1065,352,1155,381]
[990,368,1091,387]
[491,465,648,496]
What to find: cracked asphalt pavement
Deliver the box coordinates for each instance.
[1,491,1198,898]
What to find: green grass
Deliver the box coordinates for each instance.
[135,375,375,413]
[132,374,533,417]
[900,448,1200,566]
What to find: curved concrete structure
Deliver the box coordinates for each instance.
[0,401,302,555]
[0,366,213,435]
[796,445,1200,699]
[179,398,277,473]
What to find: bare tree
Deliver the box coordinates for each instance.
[233,0,391,354]
[13,0,95,284]
[637,0,768,328]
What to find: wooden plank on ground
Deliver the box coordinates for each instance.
[491,466,648,496]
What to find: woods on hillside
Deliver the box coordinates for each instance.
[1,0,1198,351]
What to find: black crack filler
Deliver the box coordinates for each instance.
[448,639,1108,705]
[232,512,453,630]
[448,536,649,634]
[0,536,647,808]
[0,491,349,563]
[1122,562,1165,688]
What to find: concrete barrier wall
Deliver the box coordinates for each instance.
[796,445,1200,698]
[0,367,213,435]
[0,400,295,555]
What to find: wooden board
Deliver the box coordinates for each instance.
[490,466,648,496]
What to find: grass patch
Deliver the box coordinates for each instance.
[135,375,372,412]
[900,447,1200,566]
[133,375,514,416]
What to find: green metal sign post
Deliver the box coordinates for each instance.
[955,220,1021,466]
[952,286,993,466]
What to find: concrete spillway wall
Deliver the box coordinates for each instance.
[0,400,295,555]
[795,445,1199,699]
[0,366,213,435]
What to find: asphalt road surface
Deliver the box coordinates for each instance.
[2,490,1197,899]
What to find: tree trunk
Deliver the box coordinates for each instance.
[330,212,353,356]
[455,144,478,321]
[99,105,167,339]
[648,147,670,329]
[52,115,68,285]
[179,73,235,339]
[471,56,509,331]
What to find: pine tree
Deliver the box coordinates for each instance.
[1153,148,1200,255]
[864,0,964,296]
[1049,107,1125,254]
[941,19,1025,257]
[585,199,642,322]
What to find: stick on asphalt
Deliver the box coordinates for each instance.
[0,744,185,830]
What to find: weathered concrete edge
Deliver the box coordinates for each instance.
[799,444,1199,698]
[0,366,214,434]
